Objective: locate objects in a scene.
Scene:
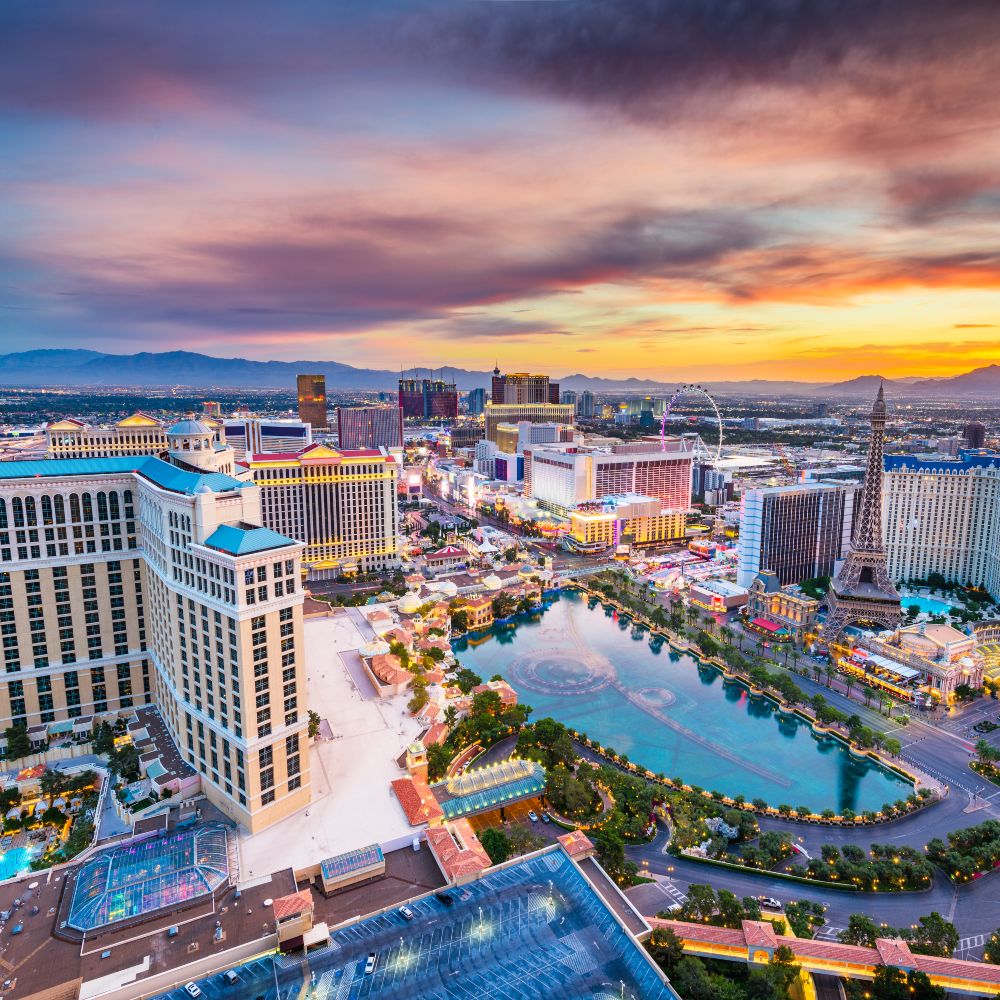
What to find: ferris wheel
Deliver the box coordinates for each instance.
[659,384,723,464]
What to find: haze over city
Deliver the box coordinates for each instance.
[2,1,1000,381]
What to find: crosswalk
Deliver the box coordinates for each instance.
[652,877,687,910]
[958,933,988,956]
[814,925,844,942]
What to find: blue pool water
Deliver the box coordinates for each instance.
[900,594,954,616]
[0,847,32,881]
[453,590,912,813]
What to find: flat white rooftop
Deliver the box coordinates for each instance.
[239,607,421,877]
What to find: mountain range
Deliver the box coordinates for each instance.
[0,349,999,398]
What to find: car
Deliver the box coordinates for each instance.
[435,892,454,908]
[184,983,203,998]
[527,810,539,823]
[398,905,414,921]
[223,970,239,985]
[756,896,782,910]
[541,811,552,824]
[365,952,378,975]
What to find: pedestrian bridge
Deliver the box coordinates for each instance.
[649,918,1000,997]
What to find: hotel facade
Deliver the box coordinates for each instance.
[883,450,1000,601]
[0,420,310,833]
[247,443,401,579]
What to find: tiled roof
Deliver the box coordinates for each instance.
[742,921,778,948]
[204,523,297,555]
[391,776,444,826]
[272,890,313,921]
[420,723,449,747]
[425,820,491,880]
[556,830,595,859]
[370,653,410,687]
[875,939,914,967]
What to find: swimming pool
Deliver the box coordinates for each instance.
[453,590,912,813]
[900,594,954,616]
[0,847,32,881]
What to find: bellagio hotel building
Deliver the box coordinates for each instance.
[0,419,310,833]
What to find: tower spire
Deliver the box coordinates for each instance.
[823,384,901,642]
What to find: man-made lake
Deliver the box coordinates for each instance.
[452,590,912,813]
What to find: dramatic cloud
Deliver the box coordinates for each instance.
[0,2,998,378]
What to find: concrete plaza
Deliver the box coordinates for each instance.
[239,608,422,878]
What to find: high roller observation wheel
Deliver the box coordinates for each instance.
[659,384,723,463]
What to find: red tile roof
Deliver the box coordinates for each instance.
[875,939,915,967]
[557,830,595,859]
[391,776,444,825]
[272,890,313,921]
[742,921,778,948]
[421,723,450,747]
[425,820,491,880]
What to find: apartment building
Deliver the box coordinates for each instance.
[0,420,310,833]
[883,450,1000,600]
[737,483,855,588]
[247,443,400,579]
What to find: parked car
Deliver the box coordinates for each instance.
[184,983,203,998]
[756,896,782,910]
[223,970,239,985]
[541,812,552,824]
[527,810,539,823]
[365,952,378,975]
[435,892,454,908]
[398,905,414,921]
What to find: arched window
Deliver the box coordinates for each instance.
[124,490,133,504]
[97,492,108,521]
[109,491,120,520]
[54,495,65,524]
[40,495,53,525]
[69,494,81,522]
[11,497,24,527]
[24,496,36,525]
[81,492,93,521]
[0,497,6,529]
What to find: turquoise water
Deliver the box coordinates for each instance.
[0,847,31,881]
[453,590,912,813]
[900,594,954,616]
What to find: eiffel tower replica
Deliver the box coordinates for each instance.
[824,384,901,642]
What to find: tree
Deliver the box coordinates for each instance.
[910,911,958,958]
[682,883,717,922]
[453,667,483,694]
[4,725,31,762]
[647,926,684,973]
[883,737,901,757]
[507,823,545,857]
[479,827,510,865]
[983,927,1000,964]
[426,743,452,780]
[450,609,469,633]
[307,710,321,740]
[976,739,999,764]
[862,685,875,708]
[39,768,65,808]
[839,913,879,947]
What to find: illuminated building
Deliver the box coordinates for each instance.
[0,424,310,833]
[963,421,987,449]
[296,374,328,429]
[490,368,559,405]
[737,483,855,588]
[398,376,459,420]
[744,570,818,643]
[466,388,486,415]
[527,438,693,519]
[484,403,575,442]
[494,420,574,455]
[46,413,169,459]
[247,443,400,578]
[567,493,689,552]
[578,390,595,418]
[688,579,748,613]
[883,450,1000,601]
[335,405,403,450]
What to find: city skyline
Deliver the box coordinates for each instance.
[2,2,999,381]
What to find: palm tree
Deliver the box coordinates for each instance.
[720,626,733,648]
[844,674,856,700]
[812,663,822,683]
[823,664,835,688]
[862,685,875,708]
[790,650,800,674]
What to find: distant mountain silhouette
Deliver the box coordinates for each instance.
[0,349,997,398]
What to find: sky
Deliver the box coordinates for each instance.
[1,1,999,382]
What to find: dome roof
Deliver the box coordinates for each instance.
[482,574,503,590]
[168,418,211,436]
[398,592,423,614]
[359,639,390,658]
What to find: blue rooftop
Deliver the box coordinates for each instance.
[0,456,250,496]
[204,523,296,555]
[885,449,1000,474]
